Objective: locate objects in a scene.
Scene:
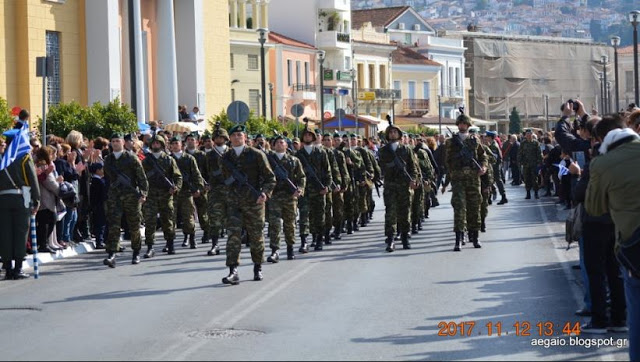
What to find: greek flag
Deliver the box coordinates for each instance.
[0,123,31,171]
[553,163,570,178]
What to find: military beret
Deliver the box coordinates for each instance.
[314,129,322,135]
[185,131,199,140]
[486,131,497,138]
[110,132,124,140]
[123,133,134,142]
[169,136,182,143]
[323,132,332,138]
[229,124,247,134]
[254,133,264,140]
[200,133,211,141]
[349,133,358,138]
[272,134,285,141]
[332,131,342,138]
[524,128,533,133]
[409,134,416,139]
[468,126,480,133]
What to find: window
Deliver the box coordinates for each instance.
[404,33,411,45]
[344,56,351,70]
[230,53,234,69]
[626,71,634,92]
[304,62,310,85]
[455,68,460,88]
[296,61,301,85]
[46,31,61,106]
[287,60,292,86]
[423,81,430,100]
[248,54,259,70]
[393,80,401,90]
[379,65,386,89]
[408,81,416,99]
[249,89,260,112]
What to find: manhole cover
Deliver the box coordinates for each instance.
[187,328,265,339]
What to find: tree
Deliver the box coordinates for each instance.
[0,98,16,134]
[509,107,522,135]
[208,109,286,137]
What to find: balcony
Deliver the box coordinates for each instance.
[292,84,317,101]
[358,88,402,100]
[317,0,350,12]
[403,99,430,110]
[442,86,464,99]
[317,31,351,50]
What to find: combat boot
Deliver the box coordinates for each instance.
[207,235,220,256]
[324,230,332,245]
[314,234,323,251]
[143,245,155,259]
[167,240,176,255]
[411,223,419,235]
[346,221,353,234]
[132,249,141,265]
[394,231,401,241]
[385,236,395,252]
[267,248,279,263]
[360,213,368,227]
[162,240,170,253]
[333,226,342,240]
[340,221,347,234]
[353,219,360,232]
[103,252,117,268]
[461,233,466,246]
[488,197,493,205]
[454,232,462,252]
[534,190,540,199]
[481,219,486,233]
[497,195,508,205]
[12,260,29,280]
[525,190,531,199]
[189,234,197,249]
[431,197,440,207]
[182,234,188,247]
[298,235,309,254]
[310,234,317,248]
[253,264,263,281]
[3,263,12,280]
[222,265,240,285]
[201,232,210,244]
[418,220,423,231]
[401,232,411,250]
[470,230,482,248]
[287,245,295,260]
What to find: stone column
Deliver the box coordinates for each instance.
[132,0,146,123]
[239,0,247,29]
[175,0,206,116]
[85,0,121,104]
[156,0,179,123]
[230,0,238,28]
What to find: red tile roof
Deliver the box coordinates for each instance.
[392,46,441,67]
[352,6,410,30]
[268,31,316,50]
[618,45,639,55]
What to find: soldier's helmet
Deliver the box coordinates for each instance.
[384,125,403,142]
[301,117,316,142]
[456,114,472,127]
[468,126,480,134]
[214,127,230,141]
[150,134,166,147]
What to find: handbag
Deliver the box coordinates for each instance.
[615,228,640,279]
[565,203,584,245]
[56,198,67,222]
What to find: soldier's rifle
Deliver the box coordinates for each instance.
[145,152,176,191]
[446,126,482,171]
[388,148,415,183]
[109,165,142,198]
[365,170,381,198]
[265,152,299,195]
[211,146,262,201]
[296,150,326,191]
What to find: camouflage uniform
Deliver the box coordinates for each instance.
[480,143,496,229]
[142,149,182,249]
[379,129,419,250]
[186,148,210,241]
[342,143,366,233]
[172,152,204,245]
[221,145,276,267]
[104,150,148,256]
[518,136,543,196]
[413,144,435,231]
[205,145,229,254]
[488,135,507,203]
[332,145,351,238]
[296,143,332,250]
[265,150,306,252]
[355,144,375,226]
[445,123,487,250]
[323,144,342,243]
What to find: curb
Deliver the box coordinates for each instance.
[24,241,100,271]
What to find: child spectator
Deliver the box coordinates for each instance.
[89,163,107,249]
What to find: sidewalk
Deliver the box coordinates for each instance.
[24,240,102,270]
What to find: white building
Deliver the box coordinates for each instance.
[269,0,353,118]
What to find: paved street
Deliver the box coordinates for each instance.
[0,184,630,361]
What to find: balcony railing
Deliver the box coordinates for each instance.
[293,84,317,91]
[337,32,350,43]
[443,86,464,99]
[403,99,430,110]
[359,88,402,100]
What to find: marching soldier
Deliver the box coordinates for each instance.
[321,133,342,245]
[518,129,543,199]
[362,138,381,221]
[296,126,332,252]
[141,135,182,257]
[486,131,508,205]
[413,137,436,234]
[170,136,204,249]
[444,115,488,251]
[475,129,496,232]
[0,117,40,280]
[265,134,305,262]
[103,133,149,267]
[344,134,367,234]
[379,125,419,252]
[331,132,350,240]
[185,132,211,243]
[205,125,229,256]
[354,136,375,228]
[219,124,276,285]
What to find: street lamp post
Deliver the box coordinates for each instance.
[630,11,640,105]
[607,81,612,114]
[599,72,604,114]
[438,95,442,135]
[268,83,274,121]
[351,68,358,136]
[318,50,326,134]
[602,55,609,114]
[257,28,269,120]
[611,35,621,112]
